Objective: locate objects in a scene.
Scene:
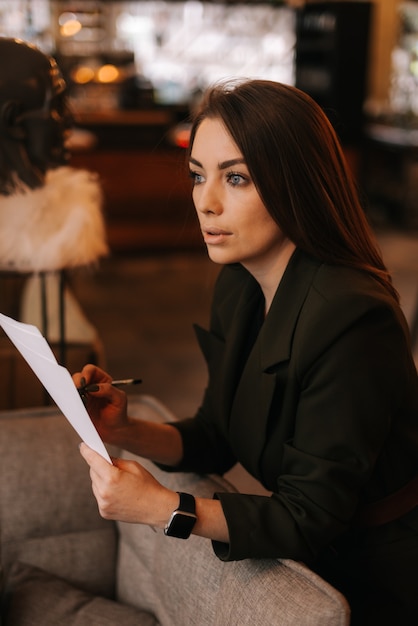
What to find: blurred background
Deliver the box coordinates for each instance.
[1,0,417,246]
[1,0,417,414]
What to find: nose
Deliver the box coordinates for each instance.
[193,180,223,216]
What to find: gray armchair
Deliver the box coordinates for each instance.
[0,396,350,625]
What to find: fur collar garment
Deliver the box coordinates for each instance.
[0,166,108,272]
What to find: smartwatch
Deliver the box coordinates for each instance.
[164,492,197,539]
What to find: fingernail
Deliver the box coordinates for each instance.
[84,383,99,392]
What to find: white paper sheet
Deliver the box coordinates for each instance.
[0,312,111,462]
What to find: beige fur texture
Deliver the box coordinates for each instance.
[0,167,108,272]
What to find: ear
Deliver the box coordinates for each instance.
[0,100,26,140]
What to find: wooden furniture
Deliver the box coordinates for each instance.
[71,108,201,253]
[71,147,200,253]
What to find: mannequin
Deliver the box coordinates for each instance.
[0,38,108,376]
[0,37,70,195]
[0,37,108,272]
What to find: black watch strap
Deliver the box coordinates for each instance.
[164,492,197,539]
[177,492,196,515]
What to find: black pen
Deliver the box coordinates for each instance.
[78,378,142,401]
[84,378,142,392]
[108,378,142,389]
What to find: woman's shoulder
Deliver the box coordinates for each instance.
[312,262,395,308]
[280,247,390,302]
[281,250,406,338]
[299,260,409,347]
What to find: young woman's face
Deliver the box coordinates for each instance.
[189,117,289,274]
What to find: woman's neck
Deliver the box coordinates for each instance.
[245,240,296,316]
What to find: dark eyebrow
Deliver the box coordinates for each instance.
[189,157,202,168]
[219,158,246,170]
[189,157,246,170]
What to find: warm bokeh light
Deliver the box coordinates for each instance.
[173,127,191,149]
[96,64,120,83]
[71,65,95,84]
[58,11,76,26]
[60,18,82,38]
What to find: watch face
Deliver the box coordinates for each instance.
[164,510,197,539]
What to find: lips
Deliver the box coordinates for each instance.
[202,227,232,245]
[202,226,231,236]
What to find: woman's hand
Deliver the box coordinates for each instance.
[74,364,184,467]
[79,443,177,527]
[73,364,129,445]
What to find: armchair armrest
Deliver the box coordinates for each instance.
[0,406,117,598]
[115,396,351,626]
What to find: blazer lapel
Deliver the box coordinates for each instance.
[194,268,263,427]
[220,276,264,415]
[228,251,321,476]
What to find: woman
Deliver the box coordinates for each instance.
[75,80,418,624]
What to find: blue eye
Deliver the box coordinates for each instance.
[227,172,247,186]
[189,170,204,185]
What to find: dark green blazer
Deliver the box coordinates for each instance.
[172,249,418,568]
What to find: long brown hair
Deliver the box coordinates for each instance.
[188,79,398,302]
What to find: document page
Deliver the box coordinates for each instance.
[0,312,111,462]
